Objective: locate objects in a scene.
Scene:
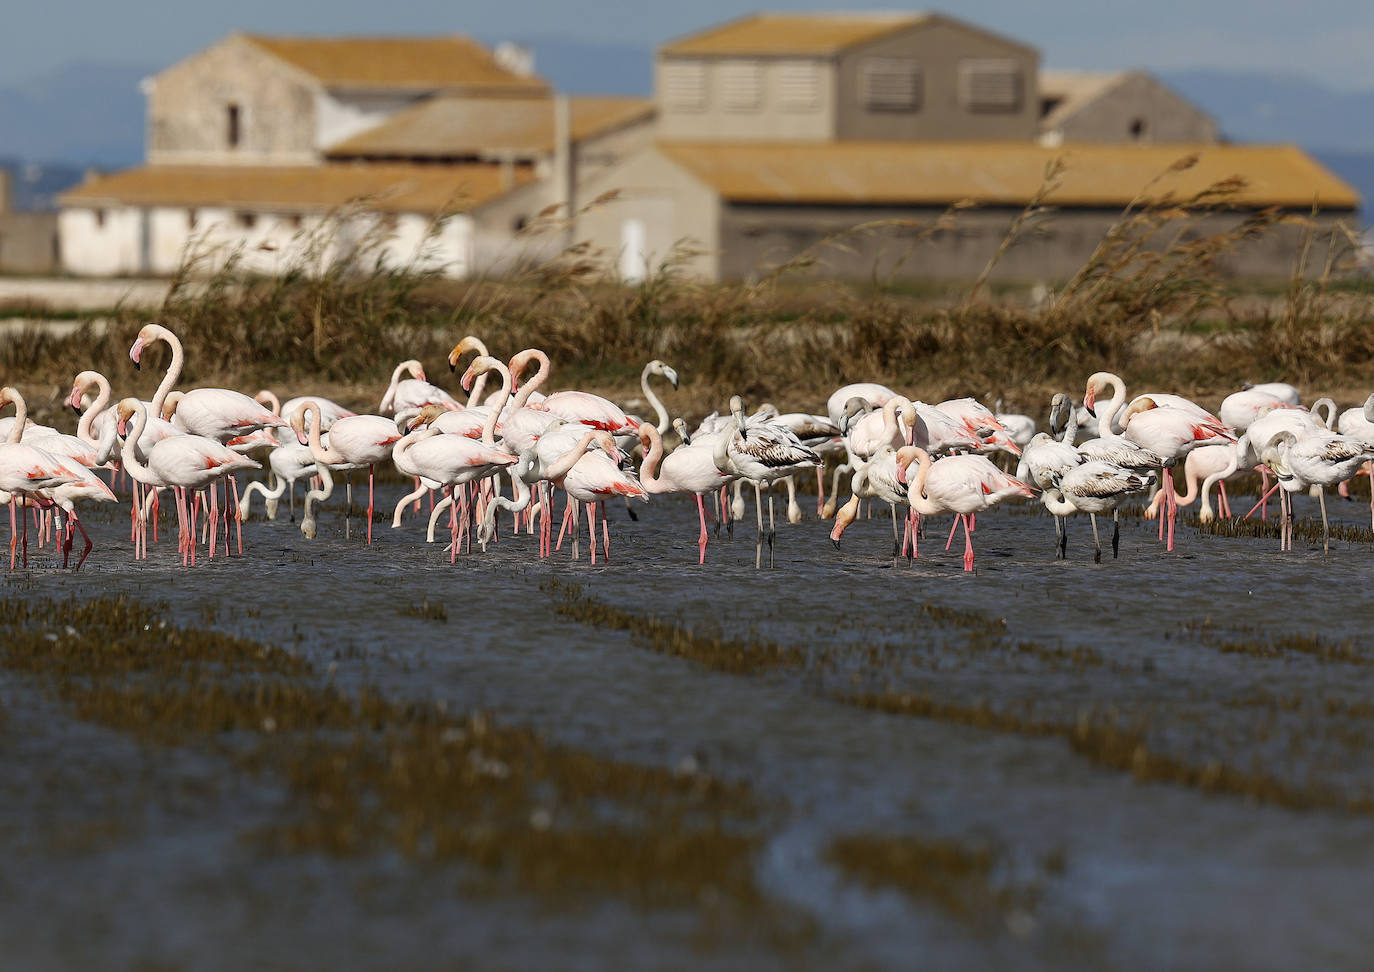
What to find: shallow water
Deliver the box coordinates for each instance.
[3,479,1374,970]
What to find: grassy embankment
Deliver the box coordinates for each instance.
[2,164,1371,430]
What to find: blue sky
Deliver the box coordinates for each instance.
[7,0,1374,89]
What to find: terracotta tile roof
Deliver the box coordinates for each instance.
[660,12,932,57]
[243,35,548,92]
[327,95,654,158]
[658,141,1361,210]
[60,163,534,213]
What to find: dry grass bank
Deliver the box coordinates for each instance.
[2,169,1372,428]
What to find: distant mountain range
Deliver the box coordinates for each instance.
[1,47,1371,215]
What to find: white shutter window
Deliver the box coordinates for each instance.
[663,60,708,111]
[778,60,821,111]
[721,60,763,111]
[860,58,921,112]
[959,59,1022,112]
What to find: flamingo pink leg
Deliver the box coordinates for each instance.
[587,502,598,565]
[945,516,960,551]
[961,514,975,572]
[1245,480,1281,520]
[695,494,710,563]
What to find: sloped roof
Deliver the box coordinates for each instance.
[60,163,534,214]
[657,141,1360,210]
[1039,70,1128,129]
[327,95,654,159]
[659,11,1033,57]
[242,34,548,93]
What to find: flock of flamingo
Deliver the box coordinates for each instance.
[2,320,1373,573]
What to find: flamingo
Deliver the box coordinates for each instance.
[291,402,402,543]
[1019,395,1084,558]
[1242,381,1302,406]
[238,442,321,522]
[0,387,87,568]
[556,442,647,564]
[1083,371,1221,434]
[392,426,518,558]
[1044,461,1156,563]
[717,396,822,566]
[1336,393,1374,527]
[379,359,460,416]
[638,422,734,564]
[1119,397,1235,551]
[896,446,1035,572]
[116,398,260,564]
[1258,429,1374,554]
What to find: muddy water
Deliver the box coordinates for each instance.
[3,481,1374,971]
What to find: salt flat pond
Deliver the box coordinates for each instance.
[2,483,1374,971]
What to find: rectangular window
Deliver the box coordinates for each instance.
[227,103,241,148]
[662,61,707,111]
[187,208,197,229]
[720,60,763,111]
[94,209,106,229]
[960,59,1022,112]
[778,60,821,111]
[237,211,256,229]
[860,58,921,112]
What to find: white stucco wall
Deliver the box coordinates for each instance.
[62,204,476,279]
[59,207,146,275]
[315,91,423,150]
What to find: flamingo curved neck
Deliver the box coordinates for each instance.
[637,426,666,492]
[3,391,25,444]
[641,365,672,434]
[147,326,183,416]
[1041,487,1076,517]
[1094,373,1126,435]
[77,374,112,446]
[481,364,513,445]
[1060,405,1078,446]
[118,402,156,485]
[302,404,345,466]
[509,350,549,411]
[546,431,602,482]
[905,449,943,516]
[1311,398,1337,430]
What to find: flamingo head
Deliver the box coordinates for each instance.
[649,360,680,390]
[1120,397,1157,429]
[407,404,449,431]
[447,335,489,372]
[894,446,921,485]
[841,396,870,432]
[636,421,657,450]
[728,395,746,438]
[115,397,139,437]
[1082,381,1099,415]
[288,403,316,446]
[591,430,623,466]
[461,355,499,393]
[129,322,164,370]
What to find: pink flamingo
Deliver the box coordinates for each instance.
[0,387,86,568]
[638,422,734,564]
[116,398,259,564]
[896,446,1035,572]
[379,359,461,416]
[291,402,401,544]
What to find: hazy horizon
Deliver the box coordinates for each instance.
[4,1,1374,91]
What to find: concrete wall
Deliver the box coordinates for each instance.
[1048,74,1218,144]
[147,35,320,165]
[655,55,837,141]
[717,203,1351,282]
[576,147,721,281]
[835,20,1039,141]
[0,213,59,273]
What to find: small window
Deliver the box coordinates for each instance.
[1129,117,1147,140]
[237,211,256,229]
[287,213,303,229]
[959,59,1022,113]
[663,60,708,111]
[94,209,106,229]
[1040,96,1064,118]
[227,103,241,148]
[860,57,921,112]
[720,60,763,112]
[186,208,197,229]
[513,215,529,233]
[778,60,821,111]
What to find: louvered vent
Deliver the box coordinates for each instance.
[778,60,821,111]
[663,61,708,110]
[860,58,921,112]
[959,59,1022,112]
[720,60,764,111]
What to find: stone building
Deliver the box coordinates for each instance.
[575,11,1358,283]
[57,13,1360,282]
[59,34,651,276]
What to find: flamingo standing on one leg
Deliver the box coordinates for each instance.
[291,402,401,544]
